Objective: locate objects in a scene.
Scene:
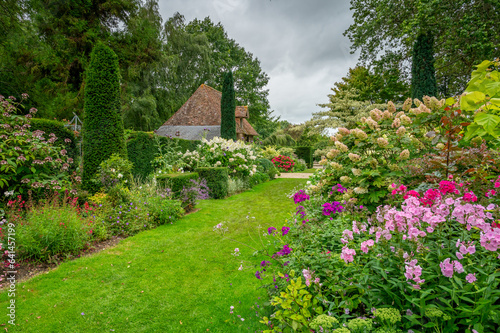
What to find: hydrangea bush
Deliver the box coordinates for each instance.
[173,137,258,178]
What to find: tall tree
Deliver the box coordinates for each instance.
[221,71,236,141]
[411,32,437,100]
[82,43,125,191]
[345,0,500,96]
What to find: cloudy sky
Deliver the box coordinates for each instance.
[158,0,359,124]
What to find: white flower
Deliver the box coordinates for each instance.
[238,265,243,271]
[117,173,123,179]
[110,168,116,173]
[4,190,14,197]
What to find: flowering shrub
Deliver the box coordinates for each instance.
[179,178,210,212]
[0,95,76,201]
[272,155,295,172]
[170,137,258,178]
[96,154,134,190]
[256,181,500,332]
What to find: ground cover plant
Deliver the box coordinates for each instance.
[0,179,306,332]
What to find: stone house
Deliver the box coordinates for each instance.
[155,84,259,142]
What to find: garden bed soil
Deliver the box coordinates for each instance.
[1,236,124,285]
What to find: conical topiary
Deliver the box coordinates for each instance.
[221,70,236,140]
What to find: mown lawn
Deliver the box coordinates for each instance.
[0,178,306,332]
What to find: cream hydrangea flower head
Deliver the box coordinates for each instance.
[369,109,383,122]
[340,176,351,183]
[351,128,368,140]
[402,97,412,111]
[334,141,348,153]
[329,162,343,171]
[348,153,361,162]
[377,137,389,148]
[338,127,350,136]
[396,126,406,136]
[351,168,362,176]
[400,115,412,126]
[326,149,340,159]
[392,118,401,128]
[365,117,380,130]
[399,149,410,160]
[354,187,368,194]
[387,101,396,113]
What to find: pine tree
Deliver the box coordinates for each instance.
[221,71,236,140]
[411,32,437,100]
[82,42,126,190]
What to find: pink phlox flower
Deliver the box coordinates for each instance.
[459,245,468,255]
[466,273,477,283]
[463,191,478,202]
[445,197,455,206]
[439,180,459,195]
[480,229,500,251]
[360,239,375,253]
[352,221,360,234]
[342,229,354,240]
[467,245,475,254]
[456,252,464,260]
[453,260,464,273]
[302,268,314,287]
[439,258,454,278]
[340,246,356,264]
[426,226,434,233]
[487,204,496,210]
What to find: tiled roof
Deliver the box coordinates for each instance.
[160,85,256,136]
[236,118,259,136]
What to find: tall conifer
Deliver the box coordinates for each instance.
[82,42,126,190]
[221,71,236,140]
[411,32,437,100]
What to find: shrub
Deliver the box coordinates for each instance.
[5,196,94,261]
[262,133,296,146]
[146,196,184,225]
[260,146,280,160]
[295,146,313,168]
[257,158,279,179]
[96,154,134,190]
[30,118,78,162]
[195,167,229,199]
[0,95,76,201]
[179,178,210,212]
[293,158,307,172]
[156,172,199,195]
[227,177,248,196]
[127,131,201,178]
[248,172,270,187]
[178,137,258,179]
[82,42,126,192]
[272,155,294,172]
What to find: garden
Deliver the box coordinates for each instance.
[0,9,500,332]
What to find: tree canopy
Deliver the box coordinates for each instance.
[345,0,500,96]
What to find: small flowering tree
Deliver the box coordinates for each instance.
[0,95,76,201]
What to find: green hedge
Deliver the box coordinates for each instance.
[156,172,199,194]
[30,118,78,161]
[248,171,270,187]
[295,146,313,168]
[195,167,228,199]
[126,131,201,179]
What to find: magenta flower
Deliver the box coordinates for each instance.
[293,190,310,204]
[466,273,477,283]
[267,227,276,235]
[281,226,290,236]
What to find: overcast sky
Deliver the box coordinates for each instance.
[158,0,359,124]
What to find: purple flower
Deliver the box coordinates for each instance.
[261,261,270,267]
[268,227,276,235]
[255,271,262,279]
[293,190,310,204]
[281,226,290,236]
[273,244,292,258]
[322,201,344,216]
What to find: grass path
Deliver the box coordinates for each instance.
[1,179,306,332]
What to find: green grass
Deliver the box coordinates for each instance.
[294,168,316,173]
[0,179,306,332]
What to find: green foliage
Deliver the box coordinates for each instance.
[411,32,437,100]
[0,96,75,200]
[195,167,229,199]
[6,198,93,262]
[247,172,270,188]
[30,118,78,161]
[262,132,296,146]
[96,154,134,191]
[82,42,126,192]
[145,196,184,226]
[221,71,236,140]
[256,158,279,179]
[345,0,500,97]
[127,131,201,178]
[309,314,339,331]
[295,146,313,168]
[460,59,500,145]
[156,172,199,195]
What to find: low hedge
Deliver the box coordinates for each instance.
[127,131,201,179]
[30,118,78,161]
[248,172,270,187]
[156,172,199,194]
[195,167,228,199]
[295,146,313,168]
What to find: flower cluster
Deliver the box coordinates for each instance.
[271,155,294,172]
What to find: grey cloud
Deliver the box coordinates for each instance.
[158,0,358,124]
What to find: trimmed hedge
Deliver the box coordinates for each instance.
[195,167,228,199]
[82,42,126,191]
[30,118,78,161]
[126,131,201,179]
[295,146,313,168]
[156,172,199,194]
